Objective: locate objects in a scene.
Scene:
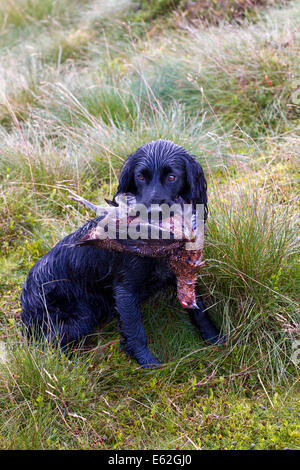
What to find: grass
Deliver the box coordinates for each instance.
[128,0,289,24]
[0,0,299,450]
[0,0,90,27]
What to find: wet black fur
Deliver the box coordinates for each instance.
[21,140,223,368]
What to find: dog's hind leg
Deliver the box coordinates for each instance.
[22,300,99,349]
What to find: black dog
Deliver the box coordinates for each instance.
[21,140,223,368]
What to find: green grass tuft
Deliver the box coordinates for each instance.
[0,0,89,27]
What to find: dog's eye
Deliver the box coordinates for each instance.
[137,174,145,181]
[167,175,176,182]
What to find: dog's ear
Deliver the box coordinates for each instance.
[182,155,208,220]
[115,155,136,197]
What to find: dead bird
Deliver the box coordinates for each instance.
[70,190,206,309]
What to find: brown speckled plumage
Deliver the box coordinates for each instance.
[71,191,205,309]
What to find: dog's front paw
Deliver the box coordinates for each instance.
[202,329,227,345]
[120,341,162,369]
[135,349,162,370]
[139,354,163,370]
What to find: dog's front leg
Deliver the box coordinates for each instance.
[187,287,226,345]
[114,284,162,369]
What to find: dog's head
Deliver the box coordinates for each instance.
[115,140,208,219]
